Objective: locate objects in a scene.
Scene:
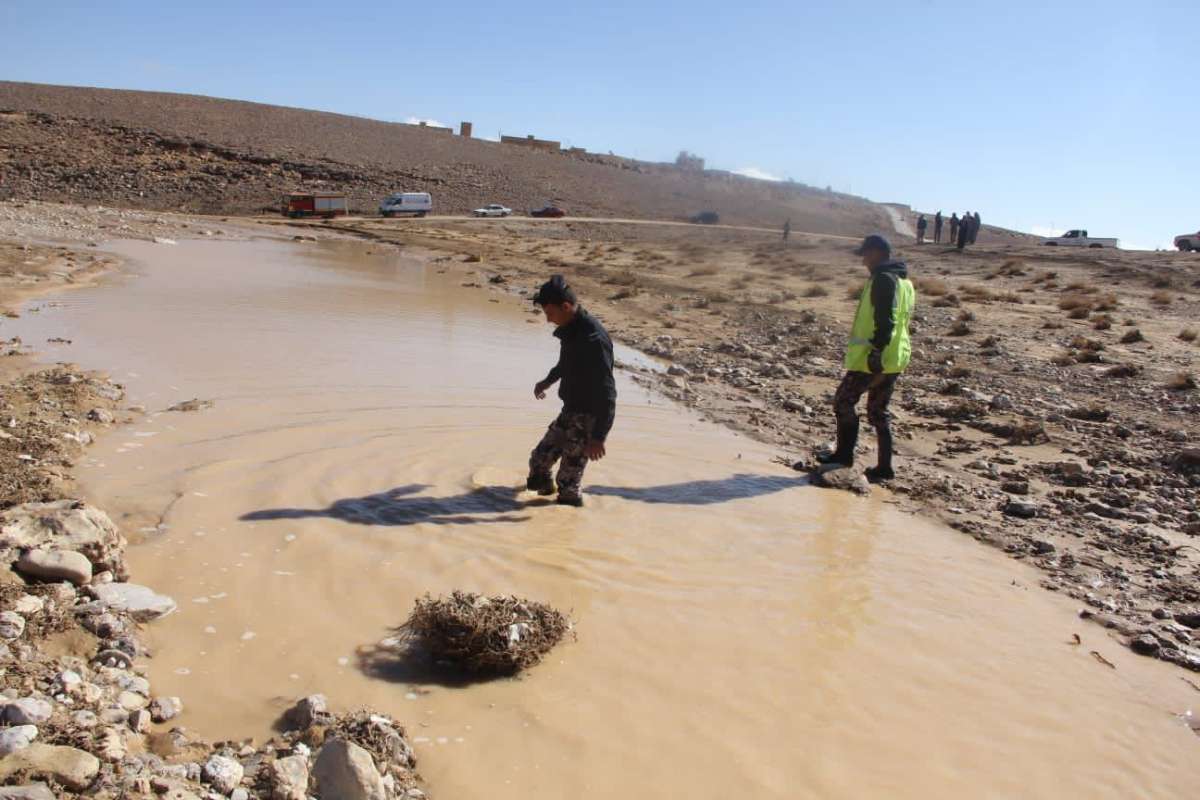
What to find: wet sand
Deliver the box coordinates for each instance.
[9,237,1199,798]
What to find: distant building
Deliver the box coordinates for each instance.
[675,151,705,171]
[460,121,473,138]
[500,134,562,152]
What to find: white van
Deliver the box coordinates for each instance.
[379,192,432,217]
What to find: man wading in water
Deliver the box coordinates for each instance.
[818,235,916,482]
[528,276,617,507]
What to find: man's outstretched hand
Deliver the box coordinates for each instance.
[585,440,606,461]
[534,380,550,400]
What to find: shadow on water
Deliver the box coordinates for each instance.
[588,473,808,505]
[240,483,539,527]
[356,638,510,688]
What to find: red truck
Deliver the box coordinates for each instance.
[282,192,349,219]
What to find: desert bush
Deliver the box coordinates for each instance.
[1051,353,1076,366]
[686,266,719,278]
[1120,329,1145,344]
[804,284,830,298]
[1151,290,1173,306]
[1092,315,1113,330]
[1106,364,1140,378]
[1093,294,1119,311]
[957,309,976,322]
[1067,307,1091,320]
[1180,328,1198,343]
[916,277,950,296]
[932,294,961,308]
[1059,294,1093,311]
[1167,372,1197,392]
[949,320,972,336]
[1042,320,1064,330]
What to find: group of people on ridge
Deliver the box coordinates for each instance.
[916,210,982,249]
[525,234,916,506]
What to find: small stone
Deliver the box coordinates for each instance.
[87,408,115,424]
[91,583,176,621]
[128,708,151,733]
[70,710,97,729]
[282,694,328,731]
[149,696,182,723]
[4,698,52,726]
[268,754,309,800]
[12,595,43,616]
[0,612,25,641]
[811,465,870,496]
[0,743,100,791]
[1131,633,1161,656]
[16,549,93,585]
[1032,540,1056,555]
[97,727,126,763]
[0,726,37,756]
[1004,500,1038,519]
[0,784,56,800]
[231,789,249,800]
[203,754,244,794]
[1000,480,1030,496]
[313,739,386,800]
[117,690,147,711]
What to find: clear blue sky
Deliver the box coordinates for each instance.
[3,0,1196,249]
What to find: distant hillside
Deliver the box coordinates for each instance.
[0,81,1025,243]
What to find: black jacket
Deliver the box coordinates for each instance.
[543,308,617,441]
[869,261,909,350]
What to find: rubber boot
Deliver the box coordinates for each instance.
[865,426,895,483]
[526,475,556,496]
[817,420,859,467]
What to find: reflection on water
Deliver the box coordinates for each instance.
[9,237,1199,800]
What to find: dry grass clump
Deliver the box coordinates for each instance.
[845,283,863,300]
[961,284,995,302]
[686,265,719,278]
[1120,329,1145,344]
[1106,364,1140,379]
[1058,294,1093,311]
[1151,290,1174,306]
[1063,281,1097,294]
[397,591,571,675]
[916,277,950,296]
[804,284,830,298]
[1167,372,1197,392]
[1067,306,1091,320]
[1092,314,1113,330]
[948,320,972,336]
[1179,328,1198,343]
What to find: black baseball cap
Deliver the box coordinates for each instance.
[853,234,891,257]
[533,274,577,306]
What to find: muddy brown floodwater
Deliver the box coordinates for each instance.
[10,237,1200,798]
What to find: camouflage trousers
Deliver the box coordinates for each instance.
[833,371,899,431]
[528,412,595,498]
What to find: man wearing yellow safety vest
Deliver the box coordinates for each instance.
[817,234,916,483]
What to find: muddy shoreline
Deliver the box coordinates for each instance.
[0,206,426,797]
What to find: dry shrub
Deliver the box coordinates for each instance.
[1070,336,1103,352]
[1042,320,1064,330]
[932,293,961,308]
[1064,281,1097,294]
[916,277,950,296]
[845,283,863,300]
[941,400,986,421]
[995,291,1023,304]
[1051,353,1075,366]
[1059,294,1093,311]
[397,592,571,675]
[686,266,719,278]
[961,285,994,302]
[1167,372,1197,392]
[1008,422,1050,445]
[604,271,638,286]
[1067,307,1091,320]
[949,320,972,336]
[609,287,638,301]
[1179,328,1198,343]
[1066,406,1110,422]
[948,366,971,378]
[1106,364,1139,378]
[1120,329,1145,344]
[957,309,976,322]
[1093,293,1119,311]
[1092,314,1113,330]
[804,284,830,298]
[1151,290,1174,306]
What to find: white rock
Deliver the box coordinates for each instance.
[203,755,244,794]
[12,595,43,616]
[268,753,309,800]
[16,549,93,586]
[117,690,147,711]
[4,698,52,726]
[0,726,37,756]
[91,583,176,621]
[313,739,386,800]
[0,612,25,641]
[0,501,124,575]
[70,710,97,729]
[150,696,182,723]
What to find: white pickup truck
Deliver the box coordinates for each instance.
[1041,229,1118,248]
[1174,230,1200,252]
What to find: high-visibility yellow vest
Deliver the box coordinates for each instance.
[844,275,916,373]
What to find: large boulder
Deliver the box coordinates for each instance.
[0,743,100,791]
[313,739,386,800]
[91,583,176,621]
[269,754,310,800]
[0,501,124,576]
[810,465,871,496]
[15,549,92,585]
[203,754,244,794]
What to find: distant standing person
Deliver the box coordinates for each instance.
[817,235,915,482]
[916,214,928,244]
[528,276,617,507]
[933,211,943,243]
[957,212,971,250]
[783,219,791,241]
[949,213,959,245]
[970,211,982,244]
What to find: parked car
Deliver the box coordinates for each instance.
[690,211,720,225]
[379,192,432,217]
[530,205,566,218]
[1174,230,1200,252]
[473,204,512,218]
[1041,229,1118,248]
[282,192,348,219]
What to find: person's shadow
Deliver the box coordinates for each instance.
[588,473,808,505]
[240,483,538,527]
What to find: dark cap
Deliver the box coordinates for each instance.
[853,234,891,257]
[532,274,577,306]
